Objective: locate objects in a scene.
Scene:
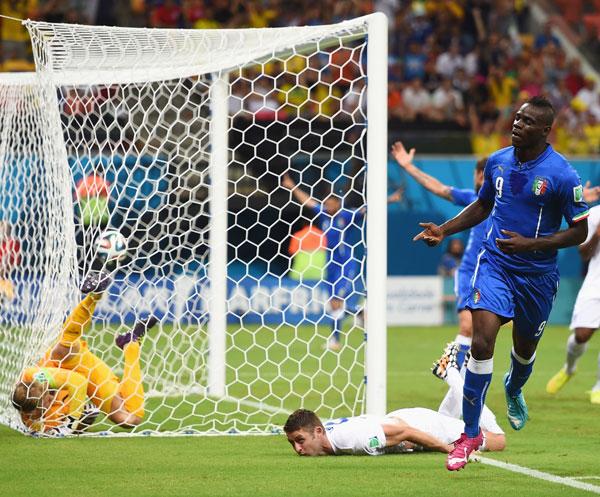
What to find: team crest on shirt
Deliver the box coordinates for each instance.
[573,184,584,202]
[369,436,382,448]
[33,371,49,383]
[473,289,481,304]
[532,176,548,196]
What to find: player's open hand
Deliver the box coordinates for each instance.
[391,141,415,169]
[495,229,532,254]
[583,180,600,203]
[413,222,444,246]
[387,187,404,204]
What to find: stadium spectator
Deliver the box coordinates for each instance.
[284,346,505,456]
[11,272,158,435]
[547,203,600,404]
[415,96,589,471]
[181,0,205,26]
[487,66,517,119]
[422,58,443,93]
[401,78,434,121]
[150,0,182,28]
[435,40,465,79]
[575,77,599,110]
[452,67,471,96]
[431,78,467,125]
[534,21,561,50]
[0,0,38,62]
[564,59,586,96]
[403,42,427,82]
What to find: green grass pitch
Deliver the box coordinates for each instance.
[1,324,599,497]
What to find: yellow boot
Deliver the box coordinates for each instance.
[546,367,573,394]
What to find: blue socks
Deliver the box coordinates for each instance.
[505,348,536,397]
[463,356,493,438]
[455,334,472,370]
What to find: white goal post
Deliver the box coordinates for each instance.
[0,13,387,435]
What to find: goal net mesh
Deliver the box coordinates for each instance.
[0,16,377,435]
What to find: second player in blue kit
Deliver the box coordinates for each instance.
[391,142,489,368]
[414,96,590,471]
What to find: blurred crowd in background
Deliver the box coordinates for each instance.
[2,0,600,156]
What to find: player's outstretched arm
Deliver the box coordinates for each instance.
[281,173,318,210]
[414,198,492,246]
[382,422,452,454]
[391,142,452,201]
[496,220,588,254]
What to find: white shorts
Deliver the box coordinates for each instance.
[570,291,600,331]
[385,407,463,445]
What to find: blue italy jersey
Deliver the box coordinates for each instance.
[310,206,363,262]
[449,187,487,273]
[478,145,589,273]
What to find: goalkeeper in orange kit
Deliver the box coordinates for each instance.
[11,272,158,436]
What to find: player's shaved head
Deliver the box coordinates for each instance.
[284,409,324,433]
[11,381,44,412]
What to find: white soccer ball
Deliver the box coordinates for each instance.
[96,230,127,262]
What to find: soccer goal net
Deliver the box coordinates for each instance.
[0,14,388,436]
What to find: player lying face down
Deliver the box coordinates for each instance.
[283,408,506,456]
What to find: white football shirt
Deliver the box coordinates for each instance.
[578,205,600,297]
[324,416,387,456]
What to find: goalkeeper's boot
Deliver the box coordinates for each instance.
[590,388,600,405]
[81,270,111,296]
[446,430,484,471]
[504,372,529,431]
[116,316,159,350]
[546,367,573,394]
[431,342,459,381]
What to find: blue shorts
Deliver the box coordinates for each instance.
[466,252,559,341]
[454,266,473,312]
[326,259,360,300]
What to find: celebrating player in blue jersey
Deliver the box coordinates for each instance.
[414,96,590,471]
[392,141,487,369]
[282,173,364,351]
[282,174,402,350]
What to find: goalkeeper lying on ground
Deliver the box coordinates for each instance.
[284,343,506,456]
[11,272,157,435]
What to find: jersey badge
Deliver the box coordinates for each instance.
[473,288,481,304]
[573,184,584,203]
[33,371,49,383]
[368,436,381,448]
[532,177,548,196]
